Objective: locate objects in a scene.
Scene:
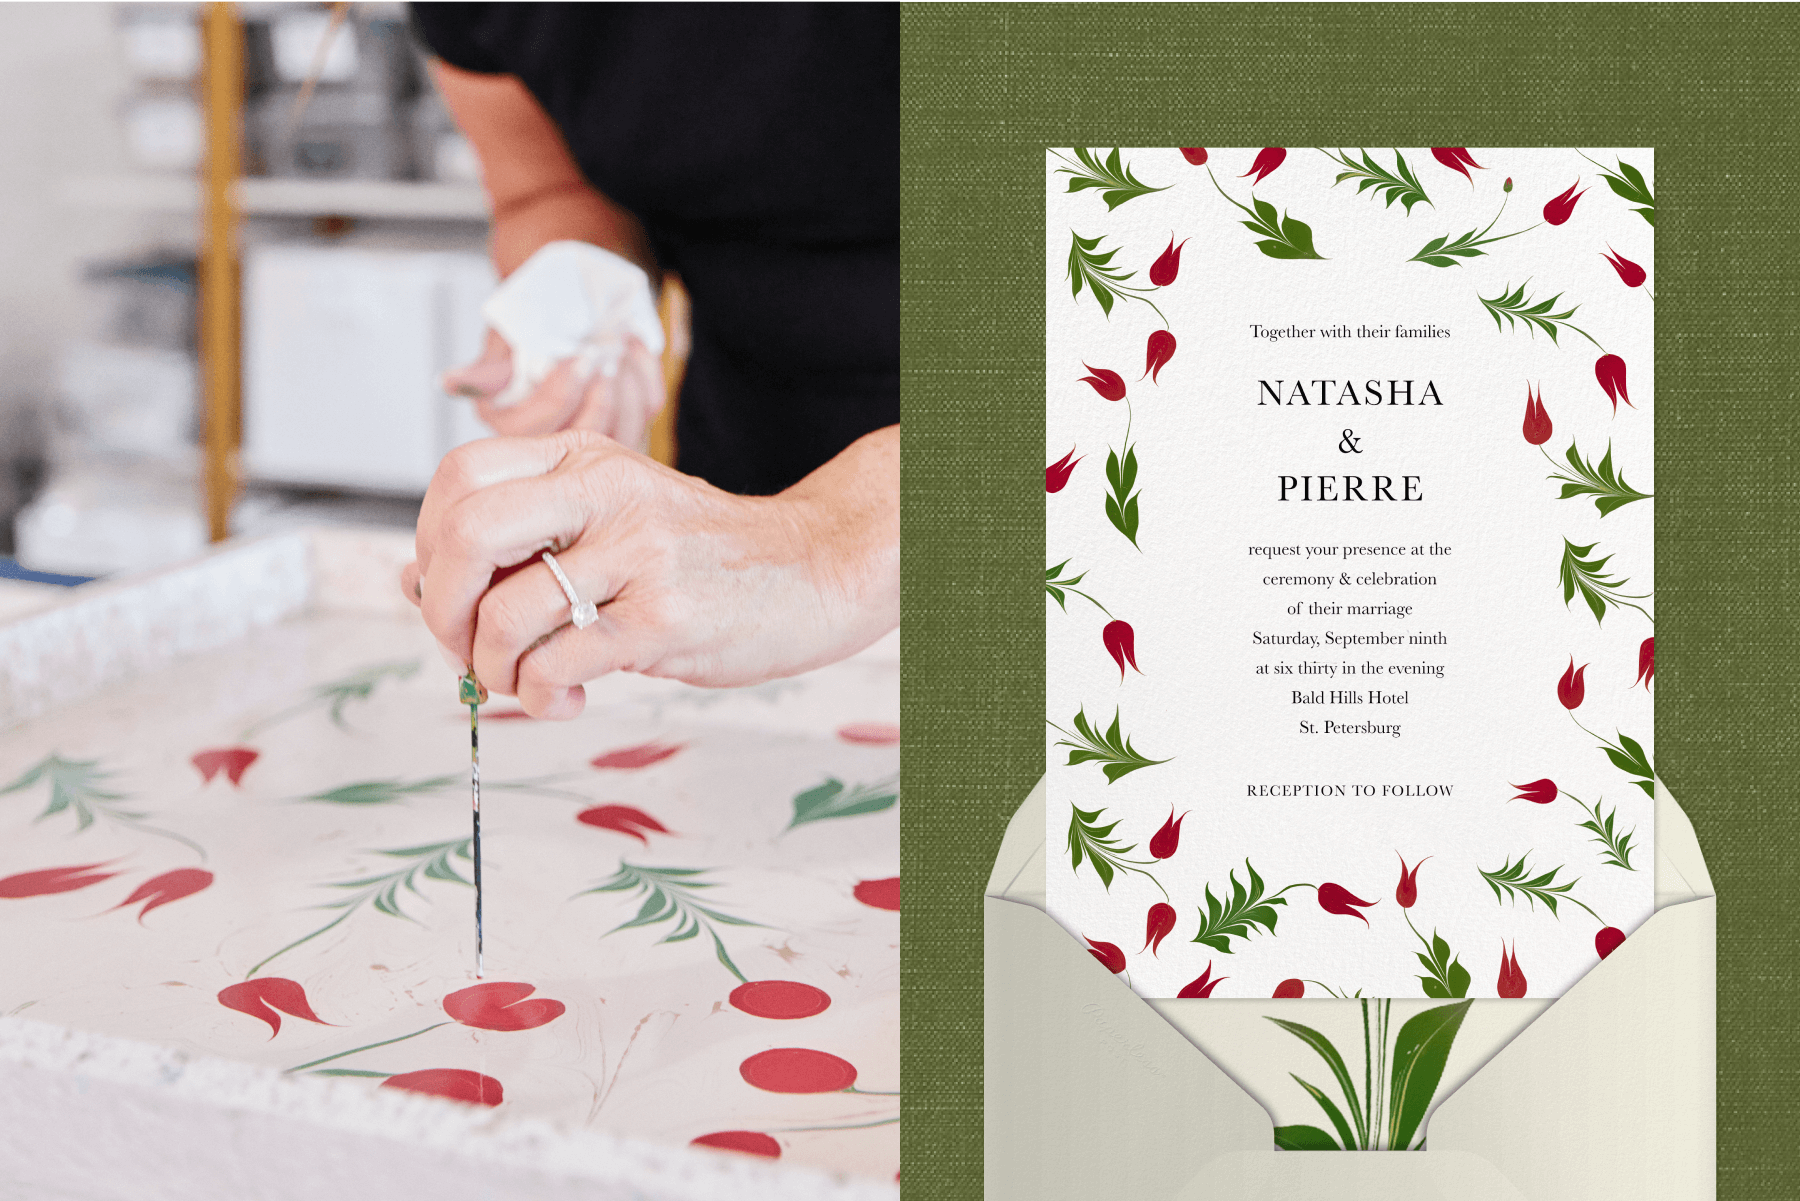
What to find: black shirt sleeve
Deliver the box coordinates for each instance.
[408,3,506,75]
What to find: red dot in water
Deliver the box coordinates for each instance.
[730,980,832,1020]
[837,722,900,745]
[380,1068,503,1107]
[691,1130,781,1158]
[739,1048,858,1094]
[853,877,900,911]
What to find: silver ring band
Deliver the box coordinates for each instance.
[540,550,598,629]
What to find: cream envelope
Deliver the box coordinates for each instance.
[986,776,1714,1200]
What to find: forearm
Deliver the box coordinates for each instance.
[781,424,900,648]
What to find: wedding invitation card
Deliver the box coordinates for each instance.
[1046,147,1655,999]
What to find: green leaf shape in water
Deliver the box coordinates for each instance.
[1319,148,1431,213]
[0,753,204,857]
[1559,537,1653,626]
[1387,1000,1473,1151]
[1052,147,1169,211]
[1192,859,1291,953]
[1547,441,1653,516]
[296,773,589,806]
[786,775,899,830]
[1048,705,1170,783]
[581,861,766,983]
[243,659,421,737]
[1065,805,1165,896]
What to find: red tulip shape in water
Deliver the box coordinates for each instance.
[1497,943,1528,998]
[1046,448,1083,493]
[1143,903,1177,956]
[1558,659,1587,710]
[1148,809,1187,860]
[1430,147,1483,181]
[1102,620,1140,681]
[1595,927,1627,960]
[692,1131,781,1158]
[1317,883,1377,924]
[382,1069,503,1107]
[217,978,330,1038]
[1142,330,1176,384]
[853,876,900,911]
[1543,180,1586,225]
[1636,638,1654,689]
[0,862,119,898]
[1511,779,1559,805]
[590,741,684,769]
[1178,962,1227,998]
[1079,364,1126,402]
[1272,978,1305,998]
[443,981,566,1031]
[1394,855,1429,909]
[1085,937,1126,974]
[576,805,670,844]
[838,721,900,745]
[1601,246,1647,288]
[739,1048,858,1093]
[1594,354,1631,411]
[1179,148,1208,165]
[730,980,832,1020]
[1148,236,1187,287]
[1241,147,1286,184]
[111,868,213,923]
[1522,386,1553,446]
[192,747,259,786]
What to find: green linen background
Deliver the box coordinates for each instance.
[899,4,1799,1197]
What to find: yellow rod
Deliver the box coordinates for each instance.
[199,3,243,543]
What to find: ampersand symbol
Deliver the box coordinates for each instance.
[1339,429,1362,453]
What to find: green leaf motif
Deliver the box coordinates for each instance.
[1409,223,1534,268]
[581,861,766,983]
[1478,282,1601,348]
[0,753,203,857]
[1207,170,1325,260]
[786,775,899,830]
[1319,148,1430,213]
[1066,231,1167,322]
[1266,1016,1367,1149]
[1547,442,1653,516]
[1291,1075,1357,1150]
[1572,794,1637,870]
[1599,732,1657,798]
[1411,923,1471,999]
[1275,1124,1344,1151]
[1104,442,1141,549]
[1045,560,1112,617]
[1052,147,1169,211]
[1192,860,1290,953]
[1477,854,1602,922]
[1065,805,1165,896]
[1049,706,1170,783]
[244,659,421,736]
[1386,1000,1472,1151]
[296,773,588,806]
[1581,151,1655,226]
[1559,537,1653,625]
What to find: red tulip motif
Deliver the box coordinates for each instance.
[1558,659,1587,710]
[1394,855,1429,909]
[1522,385,1553,446]
[1430,147,1483,182]
[1595,927,1626,959]
[1511,779,1559,805]
[1142,903,1176,955]
[1272,978,1305,998]
[0,862,119,899]
[1178,962,1227,998]
[192,747,259,786]
[576,804,670,844]
[590,742,684,770]
[1595,354,1631,411]
[1497,943,1528,998]
[1142,330,1176,384]
[1085,937,1126,974]
[1636,638,1654,689]
[442,981,566,1031]
[381,1069,503,1107]
[1543,180,1586,225]
[1046,448,1082,493]
[1148,236,1187,287]
[1241,147,1286,184]
[1316,883,1377,924]
[217,978,330,1037]
[1147,808,1186,860]
[1079,364,1126,402]
[1179,148,1208,165]
[1601,246,1647,288]
[1102,620,1139,681]
[109,868,213,922]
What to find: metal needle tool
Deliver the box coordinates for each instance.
[459,670,488,977]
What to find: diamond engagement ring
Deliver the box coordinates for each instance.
[540,550,598,629]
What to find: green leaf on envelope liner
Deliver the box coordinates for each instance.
[786,775,899,830]
[1274,1124,1344,1151]
[1387,999,1473,1151]
[1267,1015,1368,1149]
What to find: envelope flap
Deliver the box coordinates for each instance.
[1183,1148,1529,1201]
[1654,779,1713,900]
[986,776,1048,898]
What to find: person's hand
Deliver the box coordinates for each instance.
[400,427,899,719]
[442,329,667,451]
